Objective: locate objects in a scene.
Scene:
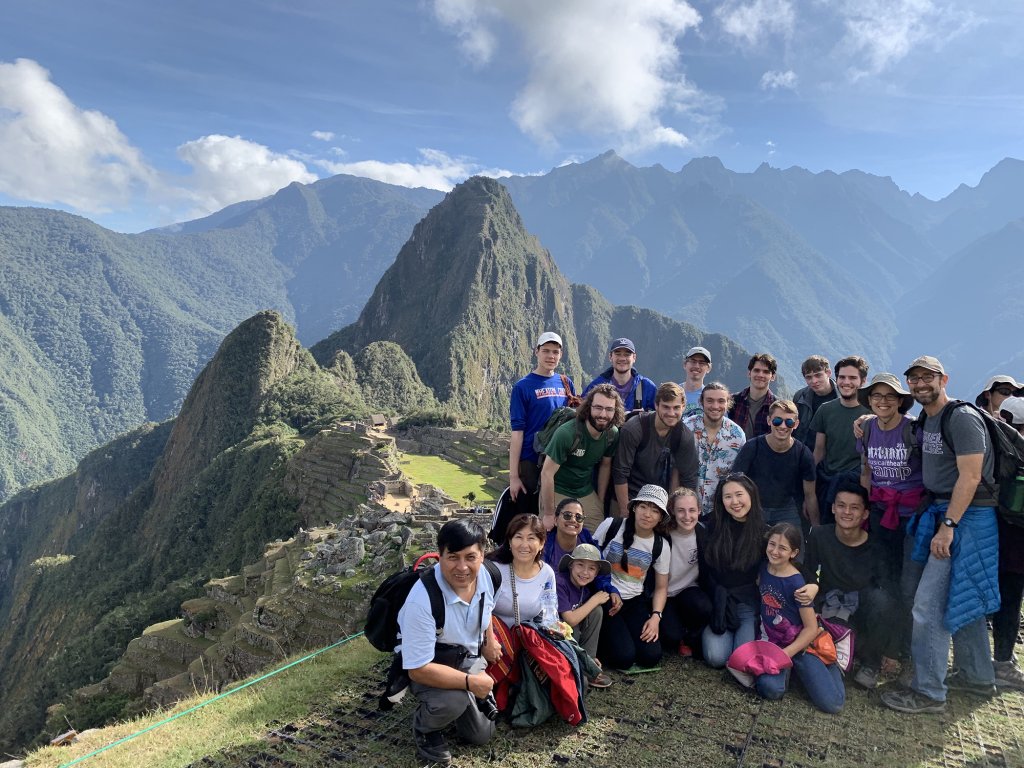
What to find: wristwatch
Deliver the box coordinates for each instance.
[942,517,959,529]
[650,610,663,618]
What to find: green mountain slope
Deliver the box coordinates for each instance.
[312,177,754,421]
[0,311,356,753]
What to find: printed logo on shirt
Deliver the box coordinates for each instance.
[922,430,944,456]
[534,386,567,400]
[571,447,586,457]
[866,445,914,481]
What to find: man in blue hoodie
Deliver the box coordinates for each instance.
[584,337,656,416]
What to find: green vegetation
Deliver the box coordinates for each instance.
[26,638,382,768]
[24,640,1024,768]
[399,454,498,502]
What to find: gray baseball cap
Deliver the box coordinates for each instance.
[685,346,712,363]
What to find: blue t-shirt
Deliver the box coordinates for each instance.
[510,372,575,463]
[759,562,806,648]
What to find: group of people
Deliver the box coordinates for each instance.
[394,331,1024,764]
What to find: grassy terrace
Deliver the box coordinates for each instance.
[26,637,1024,768]
[400,454,499,503]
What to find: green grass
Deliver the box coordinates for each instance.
[33,642,1024,768]
[25,637,384,768]
[399,454,499,503]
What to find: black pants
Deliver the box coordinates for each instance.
[511,459,540,517]
[659,586,712,656]
[869,507,915,657]
[598,595,662,669]
[993,571,1024,662]
[846,586,900,667]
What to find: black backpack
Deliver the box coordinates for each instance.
[596,517,667,598]
[919,400,1024,527]
[364,555,502,652]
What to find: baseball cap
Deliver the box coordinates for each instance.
[685,346,712,363]
[1000,396,1024,427]
[609,337,636,354]
[536,331,563,348]
[903,355,945,376]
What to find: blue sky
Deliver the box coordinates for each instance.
[2,0,1022,232]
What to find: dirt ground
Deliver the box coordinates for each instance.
[192,652,1024,768]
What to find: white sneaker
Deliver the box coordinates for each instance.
[854,665,879,690]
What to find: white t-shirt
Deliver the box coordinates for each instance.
[492,561,557,626]
[667,530,699,597]
[594,517,670,601]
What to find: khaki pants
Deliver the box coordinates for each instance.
[554,490,604,532]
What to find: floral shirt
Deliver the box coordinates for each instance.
[682,414,747,517]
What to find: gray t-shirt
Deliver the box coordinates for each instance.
[809,399,871,473]
[921,404,996,500]
[612,411,698,495]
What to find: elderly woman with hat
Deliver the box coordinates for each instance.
[593,484,671,670]
[855,372,927,678]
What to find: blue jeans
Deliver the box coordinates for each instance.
[764,504,802,527]
[756,651,846,714]
[702,601,757,668]
[911,553,994,701]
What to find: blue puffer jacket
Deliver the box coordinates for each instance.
[909,502,1000,634]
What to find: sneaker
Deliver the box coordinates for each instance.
[678,642,694,658]
[946,670,996,698]
[881,688,946,714]
[589,672,614,689]
[414,729,452,765]
[994,659,1024,691]
[854,665,879,690]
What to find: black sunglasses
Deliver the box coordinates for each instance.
[560,511,585,523]
[770,417,796,427]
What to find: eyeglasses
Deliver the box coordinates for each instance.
[590,405,616,414]
[560,511,585,523]
[993,387,1015,397]
[907,372,938,385]
[770,417,796,427]
[869,393,900,403]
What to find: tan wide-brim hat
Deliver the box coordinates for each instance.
[858,372,914,413]
[975,375,1024,408]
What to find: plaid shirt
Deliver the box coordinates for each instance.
[728,387,777,440]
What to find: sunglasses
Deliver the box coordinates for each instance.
[993,387,1015,397]
[770,416,796,427]
[560,511,585,523]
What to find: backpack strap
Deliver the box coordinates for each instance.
[902,418,920,458]
[598,517,624,549]
[482,559,503,594]
[420,568,446,636]
[634,379,643,411]
[638,411,652,453]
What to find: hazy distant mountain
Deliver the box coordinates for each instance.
[313,176,753,425]
[0,179,438,500]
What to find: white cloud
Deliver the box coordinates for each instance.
[176,135,317,214]
[766,139,777,155]
[717,0,795,45]
[311,130,335,141]
[760,69,798,90]
[432,0,704,151]
[0,58,156,213]
[317,148,512,191]
[837,0,979,76]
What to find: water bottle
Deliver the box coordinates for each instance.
[539,579,560,629]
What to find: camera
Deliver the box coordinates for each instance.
[476,692,499,721]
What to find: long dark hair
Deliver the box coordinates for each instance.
[705,474,765,573]
[488,514,545,564]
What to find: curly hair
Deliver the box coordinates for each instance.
[577,382,626,428]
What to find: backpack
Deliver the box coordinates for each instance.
[596,517,666,598]
[918,400,1024,527]
[862,416,921,462]
[364,554,503,651]
[532,374,582,459]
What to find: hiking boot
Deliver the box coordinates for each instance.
[854,665,879,690]
[881,688,946,714]
[946,670,996,698]
[589,672,614,689]
[414,729,452,765]
[678,642,694,658]
[994,659,1024,691]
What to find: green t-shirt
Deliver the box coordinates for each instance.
[545,419,619,496]
[808,399,871,473]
